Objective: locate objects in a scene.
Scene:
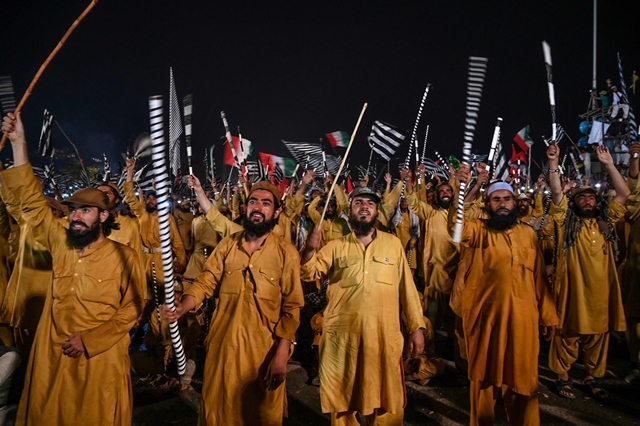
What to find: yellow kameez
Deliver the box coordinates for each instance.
[184,231,303,425]
[3,164,144,426]
[300,231,425,415]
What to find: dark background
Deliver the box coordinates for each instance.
[1,1,638,178]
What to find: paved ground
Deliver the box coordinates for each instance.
[133,333,640,425]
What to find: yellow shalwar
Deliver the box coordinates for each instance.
[300,231,425,421]
[184,231,304,426]
[548,196,626,378]
[3,164,144,426]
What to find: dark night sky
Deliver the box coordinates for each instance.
[1,1,639,178]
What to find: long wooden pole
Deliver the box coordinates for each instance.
[0,0,100,152]
[318,103,368,228]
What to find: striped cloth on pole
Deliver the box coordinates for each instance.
[148,95,187,376]
[453,56,488,243]
[542,41,558,142]
[38,109,54,157]
[422,157,450,179]
[367,120,407,162]
[183,94,193,175]
[102,153,111,181]
[0,76,16,115]
[168,68,183,178]
[617,52,638,141]
[281,140,341,175]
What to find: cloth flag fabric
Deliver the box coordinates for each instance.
[38,109,54,157]
[223,136,253,167]
[632,71,638,95]
[281,140,341,176]
[367,120,407,162]
[258,152,296,177]
[422,157,450,179]
[325,131,351,148]
[168,67,183,177]
[510,145,527,165]
[0,76,16,115]
[513,125,533,153]
[617,53,638,141]
[492,142,510,181]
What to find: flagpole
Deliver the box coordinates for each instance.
[53,119,89,184]
[318,103,368,228]
[0,0,101,152]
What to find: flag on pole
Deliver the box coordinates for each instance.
[513,125,533,153]
[367,120,407,162]
[281,140,341,175]
[38,109,54,157]
[168,68,183,177]
[258,152,296,176]
[632,71,638,95]
[223,136,253,166]
[0,76,16,115]
[325,131,351,148]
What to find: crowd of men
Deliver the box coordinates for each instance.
[0,110,640,426]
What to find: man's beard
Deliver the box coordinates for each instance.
[486,207,519,231]
[66,220,101,249]
[348,212,378,235]
[146,204,157,213]
[437,197,452,209]
[517,205,529,217]
[573,204,599,218]
[242,213,278,237]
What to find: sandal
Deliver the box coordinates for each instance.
[583,378,609,401]
[555,379,576,399]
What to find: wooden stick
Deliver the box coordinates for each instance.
[318,103,368,228]
[0,0,100,152]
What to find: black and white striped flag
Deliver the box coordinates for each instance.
[38,109,54,157]
[422,157,450,179]
[281,140,341,175]
[272,163,284,184]
[367,120,407,162]
[0,76,16,115]
[102,153,111,181]
[617,52,638,141]
[168,68,182,177]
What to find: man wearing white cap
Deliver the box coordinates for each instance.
[449,169,558,426]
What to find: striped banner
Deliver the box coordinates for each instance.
[617,52,637,141]
[0,76,16,115]
[453,56,488,243]
[542,41,558,142]
[168,68,183,177]
[148,96,187,376]
[183,94,193,176]
[367,120,407,162]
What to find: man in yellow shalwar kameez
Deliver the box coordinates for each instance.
[301,186,426,426]
[546,143,629,400]
[1,112,144,426]
[162,181,304,426]
[450,167,558,426]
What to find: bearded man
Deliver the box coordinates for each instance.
[404,165,460,326]
[546,143,629,400]
[1,112,144,425]
[301,186,425,425]
[448,171,558,426]
[162,181,304,426]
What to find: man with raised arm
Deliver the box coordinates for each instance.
[546,143,629,400]
[1,113,144,425]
